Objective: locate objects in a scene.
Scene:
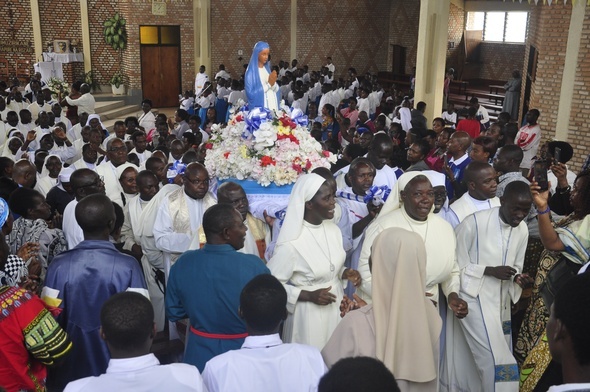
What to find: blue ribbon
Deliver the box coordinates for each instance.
[0,198,9,227]
[245,107,272,133]
[290,108,308,127]
[363,185,391,205]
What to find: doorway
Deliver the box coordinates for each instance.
[140,25,181,107]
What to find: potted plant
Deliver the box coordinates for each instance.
[108,71,126,95]
[103,13,128,95]
[82,70,101,93]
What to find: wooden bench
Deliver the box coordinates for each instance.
[451,80,469,94]
[489,84,505,94]
[465,92,505,106]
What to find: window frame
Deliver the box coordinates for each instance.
[467,11,528,44]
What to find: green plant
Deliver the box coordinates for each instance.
[108,71,126,88]
[103,13,127,51]
[82,70,101,92]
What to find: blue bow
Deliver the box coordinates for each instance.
[363,185,391,206]
[290,108,308,127]
[245,107,272,133]
[0,198,8,227]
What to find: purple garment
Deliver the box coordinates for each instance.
[44,240,147,390]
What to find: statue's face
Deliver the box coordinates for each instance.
[258,48,269,66]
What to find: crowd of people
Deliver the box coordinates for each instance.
[0,54,589,392]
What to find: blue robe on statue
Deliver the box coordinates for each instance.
[165,243,269,371]
[43,240,148,391]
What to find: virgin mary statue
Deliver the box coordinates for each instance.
[245,41,281,112]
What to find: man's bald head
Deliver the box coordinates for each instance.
[12,160,36,188]
[71,168,105,200]
[217,182,243,200]
[464,161,494,183]
[452,131,472,150]
[184,161,207,177]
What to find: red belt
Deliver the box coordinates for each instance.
[190,325,248,340]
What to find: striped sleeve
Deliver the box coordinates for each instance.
[24,307,72,365]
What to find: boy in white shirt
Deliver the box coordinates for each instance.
[202,274,326,392]
[442,102,457,128]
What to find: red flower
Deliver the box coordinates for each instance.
[235,114,244,122]
[322,150,331,157]
[205,143,213,150]
[305,160,312,170]
[292,163,302,174]
[261,156,276,167]
[223,152,230,159]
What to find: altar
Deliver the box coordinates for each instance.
[34,52,84,84]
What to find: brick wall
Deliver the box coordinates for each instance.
[87,0,119,85]
[568,9,590,172]
[388,0,420,75]
[0,0,35,80]
[478,42,525,82]
[38,0,83,56]
[295,0,390,79]
[210,0,291,81]
[119,1,195,92]
[522,5,571,154]
[447,2,465,71]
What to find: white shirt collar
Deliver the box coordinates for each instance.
[241,333,283,349]
[450,153,469,166]
[106,353,159,374]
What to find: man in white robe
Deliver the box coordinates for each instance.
[194,65,209,96]
[447,162,501,228]
[335,158,380,297]
[153,163,216,275]
[120,171,165,331]
[52,103,72,134]
[442,181,534,392]
[63,169,105,249]
[96,138,131,207]
[137,99,156,133]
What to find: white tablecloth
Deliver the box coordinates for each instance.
[34,62,63,83]
[42,52,83,63]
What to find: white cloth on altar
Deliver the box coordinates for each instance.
[441,207,526,392]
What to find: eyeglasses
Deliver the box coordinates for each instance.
[78,175,104,189]
[184,176,209,186]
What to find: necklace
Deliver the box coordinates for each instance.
[401,210,429,243]
[306,224,335,272]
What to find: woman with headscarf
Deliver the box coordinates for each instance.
[116,162,138,207]
[34,154,62,197]
[322,228,442,392]
[356,172,467,318]
[7,187,67,278]
[267,173,361,349]
[2,136,23,161]
[245,41,281,112]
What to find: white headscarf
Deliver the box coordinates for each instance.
[115,162,138,180]
[57,166,74,192]
[372,228,442,382]
[378,171,428,217]
[2,136,22,160]
[423,170,449,211]
[40,154,62,179]
[276,173,326,245]
[87,114,106,132]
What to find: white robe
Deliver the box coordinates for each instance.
[441,207,527,392]
[357,208,460,304]
[267,221,346,350]
[63,199,83,249]
[335,164,401,191]
[138,111,156,132]
[34,175,58,197]
[258,66,279,112]
[96,161,124,207]
[447,193,501,229]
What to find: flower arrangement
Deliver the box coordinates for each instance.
[205,106,336,187]
[46,77,69,98]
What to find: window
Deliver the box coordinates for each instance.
[466,11,528,43]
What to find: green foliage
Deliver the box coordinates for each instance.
[103,13,127,51]
[82,70,101,92]
[108,71,126,88]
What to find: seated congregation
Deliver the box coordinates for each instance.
[0,55,589,392]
